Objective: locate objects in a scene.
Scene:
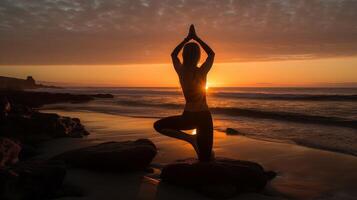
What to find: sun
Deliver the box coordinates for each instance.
[205,82,210,90]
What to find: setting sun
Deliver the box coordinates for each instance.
[205,83,210,90]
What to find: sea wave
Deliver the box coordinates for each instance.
[116,100,357,129]
[292,138,357,156]
[33,87,357,101]
[214,92,357,101]
[113,90,357,101]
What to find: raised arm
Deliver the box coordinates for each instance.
[195,36,215,74]
[171,37,189,73]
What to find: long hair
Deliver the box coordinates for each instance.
[182,42,200,67]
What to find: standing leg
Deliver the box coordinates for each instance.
[153,115,197,148]
[196,112,213,162]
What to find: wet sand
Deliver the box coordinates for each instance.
[39,110,357,200]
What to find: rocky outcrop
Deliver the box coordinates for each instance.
[0,160,66,200]
[52,139,157,172]
[160,158,276,199]
[0,87,118,199]
[0,76,60,90]
[0,90,113,108]
[0,76,37,90]
[0,90,93,108]
[0,90,107,162]
[0,108,89,145]
[0,97,90,146]
[0,89,116,143]
[30,112,89,138]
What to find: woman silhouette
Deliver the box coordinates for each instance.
[154,25,215,162]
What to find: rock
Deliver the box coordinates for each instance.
[31,112,89,138]
[0,90,95,108]
[52,139,157,172]
[0,76,60,90]
[0,96,90,158]
[0,90,112,108]
[0,97,11,118]
[0,138,21,168]
[0,160,66,200]
[0,108,89,145]
[160,157,276,199]
[226,128,241,135]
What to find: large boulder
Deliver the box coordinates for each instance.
[0,109,89,145]
[0,138,21,168]
[30,112,89,138]
[0,97,11,118]
[160,158,276,199]
[0,160,66,200]
[52,139,157,172]
[0,99,90,161]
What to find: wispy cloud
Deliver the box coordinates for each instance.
[1,0,357,64]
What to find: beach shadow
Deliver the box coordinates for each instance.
[154,181,209,200]
[62,169,147,200]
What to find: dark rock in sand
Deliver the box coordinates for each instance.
[0,138,21,168]
[160,157,276,199]
[0,95,90,161]
[0,160,66,200]
[225,128,241,135]
[0,90,111,143]
[1,97,11,118]
[0,103,89,145]
[30,112,90,138]
[52,139,157,172]
[0,114,89,144]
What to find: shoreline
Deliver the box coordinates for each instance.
[41,103,357,159]
[40,109,357,200]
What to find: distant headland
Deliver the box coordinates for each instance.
[0,76,60,90]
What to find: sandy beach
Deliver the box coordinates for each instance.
[37,109,357,200]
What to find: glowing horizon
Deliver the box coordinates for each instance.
[1,56,357,87]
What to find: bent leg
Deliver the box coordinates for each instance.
[154,115,197,147]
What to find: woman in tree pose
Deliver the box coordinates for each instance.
[154,25,215,162]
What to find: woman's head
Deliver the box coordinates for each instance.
[183,42,200,67]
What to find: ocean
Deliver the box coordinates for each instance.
[36,87,357,156]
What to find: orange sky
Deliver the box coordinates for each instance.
[1,57,357,87]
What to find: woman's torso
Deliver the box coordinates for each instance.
[178,68,208,112]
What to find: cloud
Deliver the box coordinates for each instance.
[0,0,357,65]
